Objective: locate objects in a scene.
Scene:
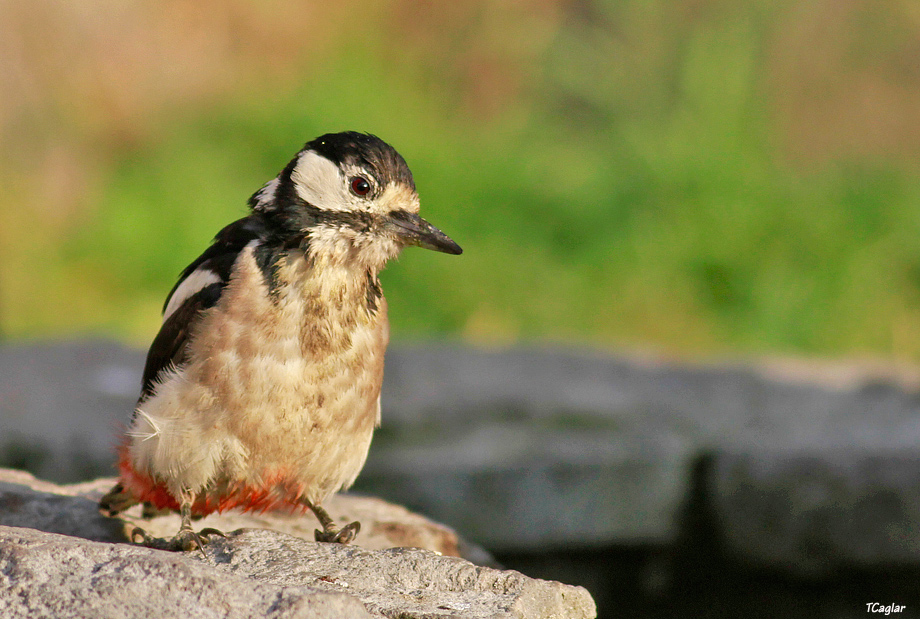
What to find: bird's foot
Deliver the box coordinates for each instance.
[131,526,226,554]
[314,520,360,544]
[99,482,139,517]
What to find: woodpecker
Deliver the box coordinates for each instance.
[99,132,462,551]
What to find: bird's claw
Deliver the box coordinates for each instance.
[315,520,360,544]
[131,525,225,555]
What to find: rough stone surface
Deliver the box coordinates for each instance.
[0,525,595,619]
[0,526,370,619]
[0,471,595,618]
[203,528,594,619]
[0,468,483,562]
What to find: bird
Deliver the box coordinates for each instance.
[99,131,462,551]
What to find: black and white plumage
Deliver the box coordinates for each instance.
[100,132,461,550]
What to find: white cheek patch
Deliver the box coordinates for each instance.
[163,268,223,321]
[291,151,353,212]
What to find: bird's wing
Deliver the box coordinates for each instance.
[139,215,267,400]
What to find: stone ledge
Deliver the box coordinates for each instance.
[0,526,371,619]
[0,468,475,559]
[0,470,595,619]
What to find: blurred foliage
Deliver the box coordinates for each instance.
[4,0,920,358]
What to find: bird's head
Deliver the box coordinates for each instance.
[249,132,461,269]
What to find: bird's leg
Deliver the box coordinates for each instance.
[303,499,361,544]
[131,490,225,554]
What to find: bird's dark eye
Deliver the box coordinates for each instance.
[350,176,371,197]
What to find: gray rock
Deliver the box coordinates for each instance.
[0,468,487,562]
[0,339,140,481]
[364,345,920,558]
[0,471,595,618]
[0,470,126,543]
[203,528,594,619]
[711,449,920,576]
[0,525,595,619]
[0,525,372,619]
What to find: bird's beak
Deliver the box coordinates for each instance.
[386,211,462,255]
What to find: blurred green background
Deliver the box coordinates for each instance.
[3,0,920,359]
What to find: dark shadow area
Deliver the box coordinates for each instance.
[497,544,920,619]
[495,455,920,619]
